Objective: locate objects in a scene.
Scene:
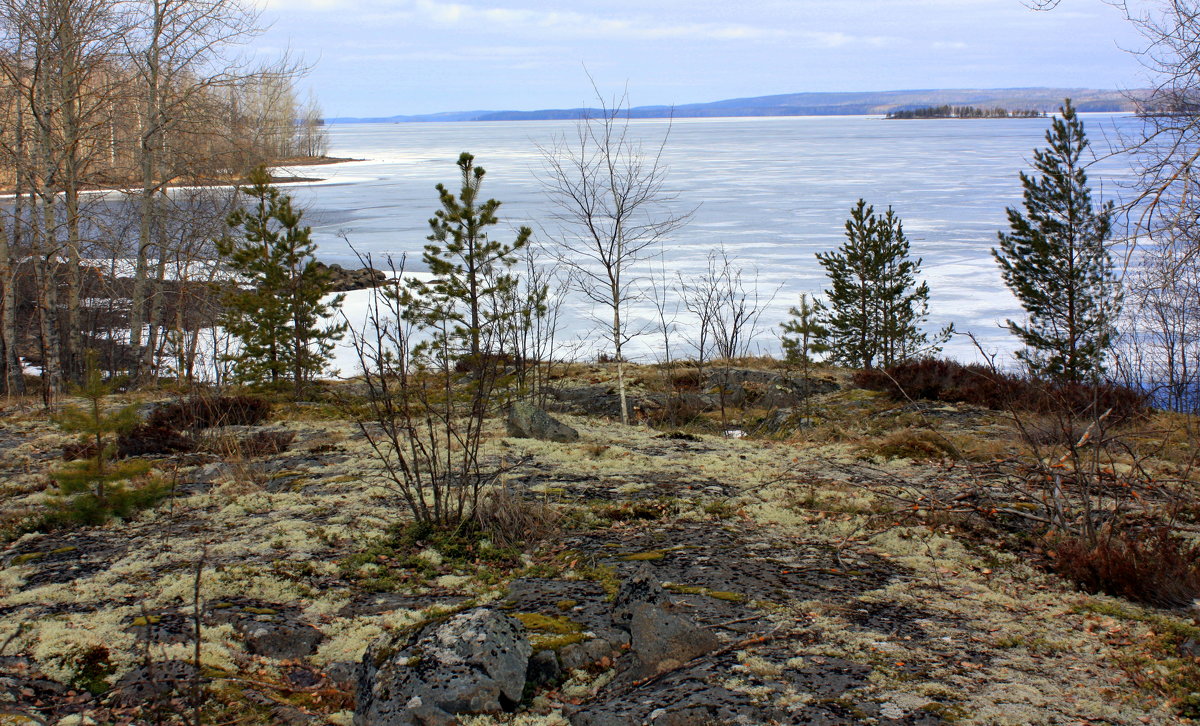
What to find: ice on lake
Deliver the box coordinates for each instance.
[272,113,1142,370]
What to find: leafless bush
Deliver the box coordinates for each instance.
[340,253,507,526]
[499,241,570,409]
[147,393,271,431]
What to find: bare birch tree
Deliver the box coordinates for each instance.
[1101,1,1200,409]
[0,0,124,396]
[537,87,690,424]
[121,0,287,379]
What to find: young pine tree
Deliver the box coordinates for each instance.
[780,293,828,366]
[402,152,532,366]
[817,200,950,369]
[218,166,346,397]
[993,99,1121,384]
[52,354,152,524]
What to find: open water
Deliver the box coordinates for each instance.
[274,114,1142,363]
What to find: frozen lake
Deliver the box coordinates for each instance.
[271,114,1142,366]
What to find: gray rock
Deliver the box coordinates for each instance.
[628,602,720,679]
[355,608,532,725]
[759,407,818,435]
[325,661,358,687]
[567,683,752,726]
[583,637,616,663]
[526,649,561,686]
[506,401,580,443]
[110,659,197,707]
[612,564,667,631]
[557,637,617,671]
[239,619,323,659]
[186,462,230,485]
[547,385,631,419]
[705,367,838,408]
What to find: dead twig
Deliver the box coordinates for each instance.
[626,627,785,692]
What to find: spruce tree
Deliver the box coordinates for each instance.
[403,152,532,366]
[817,200,950,369]
[993,99,1121,384]
[218,166,345,396]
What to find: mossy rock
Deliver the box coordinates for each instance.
[664,583,747,602]
[511,612,587,650]
[618,545,686,562]
[620,550,666,562]
[242,606,278,616]
[512,612,582,634]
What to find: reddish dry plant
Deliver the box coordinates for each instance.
[1051,527,1200,608]
[854,358,1146,422]
[147,394,271,431]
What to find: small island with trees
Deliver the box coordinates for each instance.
[885,104,1046,119]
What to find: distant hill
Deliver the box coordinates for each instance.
[327,88,1142,124]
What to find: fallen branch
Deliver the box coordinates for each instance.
[627,627,785,692]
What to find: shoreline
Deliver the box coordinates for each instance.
[0,155,362,197]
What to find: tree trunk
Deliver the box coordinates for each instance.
[0,217,21,396]
[130,6,163,381]
[613,304,628,425]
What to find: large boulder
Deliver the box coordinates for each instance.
[546,385,631,419]
[355,608,532,725]
[506,402,579,443]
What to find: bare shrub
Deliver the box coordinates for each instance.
[1052,527,1200,608]
[340,253,512,526]
[643,394,709,429]
[868,428,958,461]
[116,423,197,458]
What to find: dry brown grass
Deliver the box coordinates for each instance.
[863,427,959,461]
[474,485,562,551]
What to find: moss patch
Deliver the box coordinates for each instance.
[512,613,586,650]
[618,545,686,562]
[664,583,747,602]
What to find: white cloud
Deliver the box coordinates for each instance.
[260,0,903,47]
[403,0,791,41]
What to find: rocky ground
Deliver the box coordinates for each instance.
[0,363,1197,725]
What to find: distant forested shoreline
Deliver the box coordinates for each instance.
[885,105,1046,119]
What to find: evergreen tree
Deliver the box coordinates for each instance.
[993,99,1121,384]
[217,166,345,396]
[52,353,154,524]
[780,293,828,365]
[817,200,951,369]
[403,152,532,365]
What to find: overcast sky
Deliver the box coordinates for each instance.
[254,0,1150,118]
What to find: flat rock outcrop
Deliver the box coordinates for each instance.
[354,608,532,725]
